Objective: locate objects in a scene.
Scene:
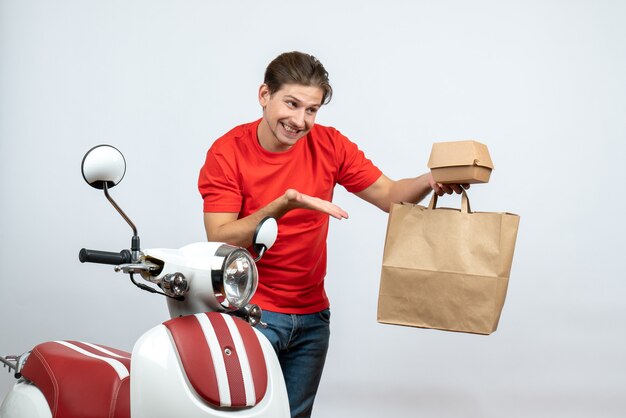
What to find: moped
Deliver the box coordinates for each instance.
[0,145,290,418]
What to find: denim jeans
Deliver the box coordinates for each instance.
[255,309,331,418]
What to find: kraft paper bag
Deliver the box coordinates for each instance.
[377,191,520,335]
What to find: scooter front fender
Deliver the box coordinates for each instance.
[131,320,289,418]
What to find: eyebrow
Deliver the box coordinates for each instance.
[284,95,321,108]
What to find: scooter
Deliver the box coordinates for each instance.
[0,145,290,418]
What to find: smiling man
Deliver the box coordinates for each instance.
[198,51,466,418]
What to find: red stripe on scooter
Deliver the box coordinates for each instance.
[90,343,132,360]
[163,316,221,406]
[233,318,268,404]
[206,313,247,407]
[68,341,131,370]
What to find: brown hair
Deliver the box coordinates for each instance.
[264,51,333,105]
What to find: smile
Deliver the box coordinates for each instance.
[281,122,301,134]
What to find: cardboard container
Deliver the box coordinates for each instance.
[428,140,494,184]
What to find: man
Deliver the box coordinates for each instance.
[198,51,466,417]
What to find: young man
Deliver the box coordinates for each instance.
[198,51,466,418]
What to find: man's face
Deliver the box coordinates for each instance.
[257,83,323,152]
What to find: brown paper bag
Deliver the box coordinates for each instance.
[377,191,520,335]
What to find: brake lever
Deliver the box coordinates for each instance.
[114,261,160,274]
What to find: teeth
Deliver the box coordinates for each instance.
[282,123,298,133]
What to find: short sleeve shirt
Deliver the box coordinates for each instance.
[198,119,382,313]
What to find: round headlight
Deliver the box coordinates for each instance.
[212,246,258,311]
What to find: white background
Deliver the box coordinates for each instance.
[1,1,625,417]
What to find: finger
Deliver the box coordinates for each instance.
[302,195,349,219]
[324,202,349,220]
[433,183,444,196]
[330,210,349,220]
[439,183,453,195]
[463,183,470,190]
[451,184,463,194]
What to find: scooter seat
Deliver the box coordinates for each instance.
[21,340,131,418]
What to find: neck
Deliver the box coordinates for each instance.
[257,118,291,153]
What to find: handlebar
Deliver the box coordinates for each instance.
[79,248,132,265]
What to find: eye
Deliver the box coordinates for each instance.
[306,108,319,115]
[286,101,297,108]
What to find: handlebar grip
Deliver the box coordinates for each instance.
[79,248,132,265]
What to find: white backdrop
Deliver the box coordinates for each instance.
[1,1,625,417]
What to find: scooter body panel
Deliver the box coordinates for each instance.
[0,380,51,418]
[131,322,290,418]
[144,244,233,319]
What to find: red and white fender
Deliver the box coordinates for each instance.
[132,312,288,417]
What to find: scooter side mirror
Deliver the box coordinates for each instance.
[80,144,139,253]
[252,217,278,261]
[81,145,126,190]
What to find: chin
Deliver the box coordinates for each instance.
[278,131,305,144]
[278,138,299,148]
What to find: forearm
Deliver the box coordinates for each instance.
[388,173,433,207]
[386,173,468,209]
[356,173,434,213]
[205,195,292,248]
[205,189,348,247]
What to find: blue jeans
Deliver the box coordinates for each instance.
[255,309,331,418]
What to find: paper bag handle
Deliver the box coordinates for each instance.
[427,190,472,213]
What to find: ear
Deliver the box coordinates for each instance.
[258,84,270,107]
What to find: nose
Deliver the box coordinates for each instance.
[291,108,306,129]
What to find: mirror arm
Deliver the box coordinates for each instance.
[253,245,266,263]
[103,182,141,255]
